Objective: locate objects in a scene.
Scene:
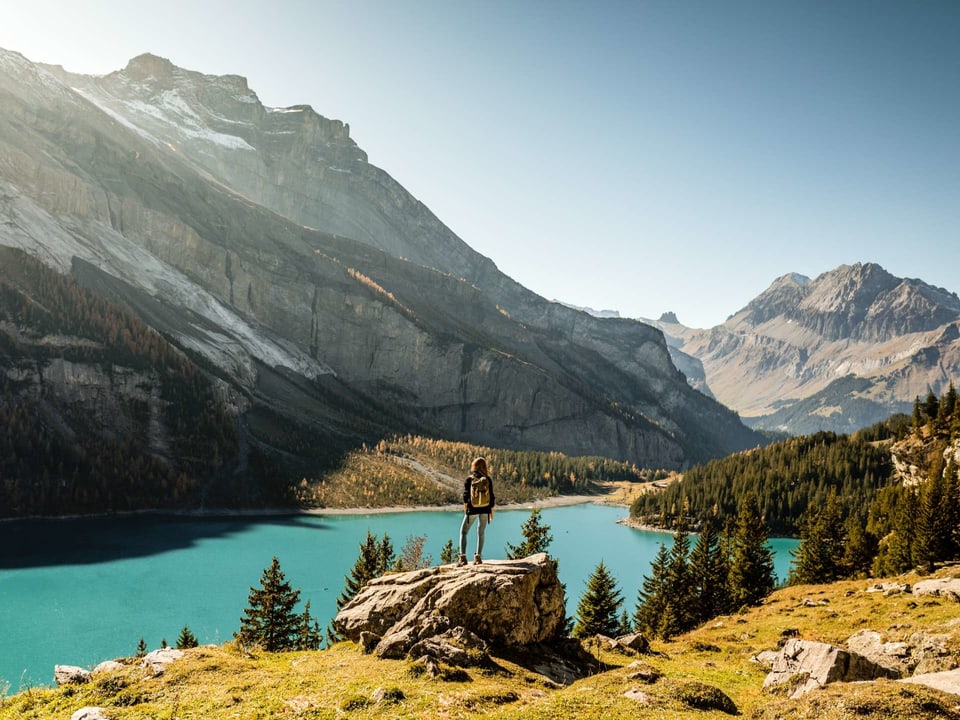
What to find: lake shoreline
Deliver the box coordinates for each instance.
[0,493,626,523]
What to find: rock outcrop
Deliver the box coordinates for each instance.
[334,554,566,663]
[762,638,899,698]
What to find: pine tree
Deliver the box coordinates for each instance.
[135,637,148,659]
[662,511,695,638]
[176,625,199,649]
[841,515,877,578]
[633,543,670,636]
[872,487,918,576]
[789,492,846,585]
[439,538,456,565]
[337,531,395,610]
[727,493,775,608]
[505,508,554,559]
[297,600,322,650]
[573,561,623,638]
[688,518,729,624]
[914,457,947,573]
[236,556,303,652]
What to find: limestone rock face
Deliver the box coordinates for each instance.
[0,47,762,482]
[333,554,566,659]
[54,665,91,685]
[762,638,899,698]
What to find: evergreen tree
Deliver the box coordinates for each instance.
[872,487,918,576]
[135,637,147,659]
[633,543,670,636]
[688,518,729,623]
[176,625,199,649]
[505,508,554,559]
[336,531,395,610]
[236,556,303,652]
[727,493,775,608]
[942,461,960,559]
[841,516,877,578]
[789,492,846,585]
[914,456,947,573]
[439,538,456,565]
[573,561,623,638]
[297,600,322,650]
[662,511,695,638]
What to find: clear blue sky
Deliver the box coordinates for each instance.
[2,0,958,328]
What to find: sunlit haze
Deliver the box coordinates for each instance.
[2,0,958,328]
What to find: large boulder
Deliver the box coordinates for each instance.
[763,638,899,698]
[912,578,960,602]
[333,554,566,660]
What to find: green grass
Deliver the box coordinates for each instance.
[5,568,960,719]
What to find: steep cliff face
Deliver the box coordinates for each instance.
[668,263,960,433]
[0,47,760,475]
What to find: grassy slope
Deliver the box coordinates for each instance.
[5,568,960,719]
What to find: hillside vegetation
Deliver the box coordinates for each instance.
[5,566,960,719]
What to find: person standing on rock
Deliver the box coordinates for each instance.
[458,457,495,566]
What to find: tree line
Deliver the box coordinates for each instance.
[0,248,238,516]
[791,384,960,584]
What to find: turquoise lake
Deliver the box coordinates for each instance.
[0,504,798,692]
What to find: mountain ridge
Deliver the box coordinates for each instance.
[0,47,761,509]
[655,262,960,434]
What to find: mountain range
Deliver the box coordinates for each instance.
[651,262,960,434]
[0,47,761,507]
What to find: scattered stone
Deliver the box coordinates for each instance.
[140,648,184,675]
[671,680,738,715]
[407,627,489,668]
[866,582,911,594]
[624,661,661,684]
[900,668,960,696]
[92,660,125,674]
[71,708,110,720]
[750,650,780,669]
[763,638,899,698]
[55,665,91,686]
[616,632,650,654]
[371,686,405,704]
[623,687,651,704]
[913,578,960,602]
[846,630,912,677]
[801,598,830,607]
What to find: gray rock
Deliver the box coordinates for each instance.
[913,578,960,602]
[616,632,650,654]
[92,660,125,674]
[71,708,110,720]
[140,648,184,674]
[763,638,899,698]
[845,630,912,677]
[407,627,489,667]
[54,665,91,686]
[334,554,565,661]
[900,668,960,695]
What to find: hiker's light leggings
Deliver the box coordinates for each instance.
[459,513,488,556]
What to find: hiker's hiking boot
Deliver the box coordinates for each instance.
[474,554,483,565]
[456,554,467,567]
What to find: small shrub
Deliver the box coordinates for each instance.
[340,695,372,711]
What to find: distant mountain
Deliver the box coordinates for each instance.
[661,263,960,434]
[0,47,761,514]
